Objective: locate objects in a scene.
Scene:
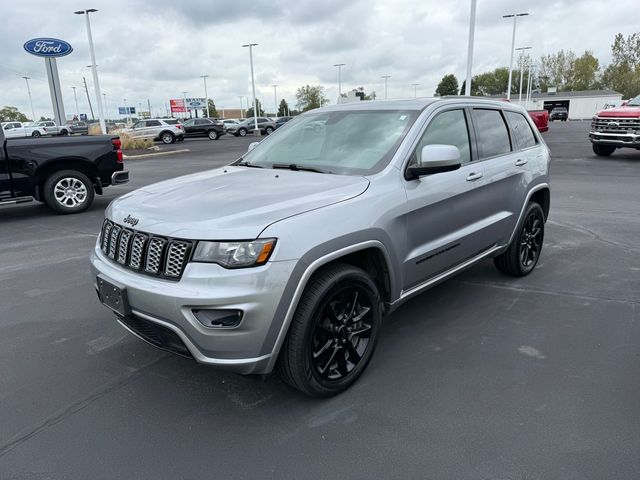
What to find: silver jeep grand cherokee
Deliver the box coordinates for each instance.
[91,98,550,397]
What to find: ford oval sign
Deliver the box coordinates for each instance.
[23,38,73,58]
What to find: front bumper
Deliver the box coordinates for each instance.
[589,131,640,147]
[90,245,298,374]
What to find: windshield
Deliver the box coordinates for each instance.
[627,95,640,106]
[239,110,417,175]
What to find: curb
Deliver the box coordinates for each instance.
[123,148,191,159]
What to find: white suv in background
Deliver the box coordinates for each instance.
[123,118,185,144]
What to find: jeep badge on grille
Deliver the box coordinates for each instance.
[123,214,139,226]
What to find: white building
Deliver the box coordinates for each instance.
[509,89,622,119]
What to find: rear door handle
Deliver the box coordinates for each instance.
[515,158,528,166]
[466,172,483,182]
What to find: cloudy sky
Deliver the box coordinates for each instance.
[0,0,638,120]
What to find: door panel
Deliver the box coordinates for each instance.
[402,108,496,290]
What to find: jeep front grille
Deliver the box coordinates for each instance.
[99,220,192,280]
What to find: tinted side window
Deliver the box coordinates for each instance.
[506,111,537,149]
[409,109,471,165]
[147,120,161,127]
[472,109,512,158]
[195,119,209,126]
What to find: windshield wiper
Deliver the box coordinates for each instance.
[271,163,329,174]
[236,160,264,168]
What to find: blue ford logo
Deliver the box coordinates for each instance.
[23,38,73,58]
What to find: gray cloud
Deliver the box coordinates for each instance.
[0,0,638,120]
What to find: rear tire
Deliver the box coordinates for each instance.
[238,128,247,137]
[43,169,94,214]
[207,129,219,140]
[278,263,382,397]
[32,131,41,137]
[494,202,544,277]
[160,131,175,144]
[592,144,615,157]
[265,126,274,134]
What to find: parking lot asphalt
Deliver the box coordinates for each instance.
[1,122,639,479]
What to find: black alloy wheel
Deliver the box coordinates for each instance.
[311,285,374,381]
[519,209,543,271]
[278,263,382,397]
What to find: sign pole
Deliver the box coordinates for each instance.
[44,57,66,127]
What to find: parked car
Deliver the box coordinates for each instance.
[122,118,184,144]
[67,121,89,135]
[274,116,293,129]
[28,120,70,136]
[226,117,276,136]
[182,118,226,140]
[0,126,128,214]
[1,121,47,139]
[527,110,549,132]
[549,107,568,122]
[589,93,640,156]
[222,118,240,129]
[90,98,550,396]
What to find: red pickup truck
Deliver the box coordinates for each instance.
[589,94,640,156]
[528,110,549,133]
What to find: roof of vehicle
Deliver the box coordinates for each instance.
[318,96,519,112]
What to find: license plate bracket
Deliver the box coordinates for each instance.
[97,275,130,317]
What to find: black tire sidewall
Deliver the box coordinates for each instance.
[43,170,94,214]
[285,265,382,397]
[161,132,175,144]
[239,128,247,136]
[266,127,273,134]
[208,130,218,140]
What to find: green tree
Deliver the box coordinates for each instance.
[602,33,640,98]
[538,50,576,91]
[201,99,218,118]
[278,98,289,116]
[246,98,265,117]
[469,67,511,96]
[0,106,29,122]
[295,85,328,111]
[435,74,459,96]
[571,51,600,90]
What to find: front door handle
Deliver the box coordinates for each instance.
[515,158,528,166]
[466,172,483,182]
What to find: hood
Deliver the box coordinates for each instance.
[107,166,369,239]
[596,105,640,118]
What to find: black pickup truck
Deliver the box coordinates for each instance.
[0,127,128,214]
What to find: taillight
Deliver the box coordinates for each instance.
[112,137,123,163]
[176,125,183,130]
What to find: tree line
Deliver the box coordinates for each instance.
[435,32,640,99]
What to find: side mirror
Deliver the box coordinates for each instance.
[248,141,259,152]
[407,144,461,179]
[621,101,629,106]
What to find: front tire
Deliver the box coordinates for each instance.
[160,131,175,144]
[207,129,219,140]
[43,170,94,214]
[238,128,247,137]
[494,202,544,277]
[592,144,615,157]
[278,263,382,397]
[32,131,41,137]
[265,126,274,134]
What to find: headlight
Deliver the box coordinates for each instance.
[192,239,276,268]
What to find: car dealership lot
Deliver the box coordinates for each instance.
[1,122,639,478]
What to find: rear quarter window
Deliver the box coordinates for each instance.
[506,111,537,149]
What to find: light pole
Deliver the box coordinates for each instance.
[238,95,245,118]
[516,46,532,103]
[333,63,345,103]
[71,86,79,119]
[411,83,420,98]
[381,75,391,100]
[503,12,529,99]
[465,0,477,96]
[123,97,131,125]
[242,43,260,136]
[74,9,106,134]
[22,76,36,121]
[200,75,210,118]
[526,61,534,109]
[272,84,279,119]
[182,91,188,119]
[102,92,107,120]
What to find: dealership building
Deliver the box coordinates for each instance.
[509,89,623,119]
